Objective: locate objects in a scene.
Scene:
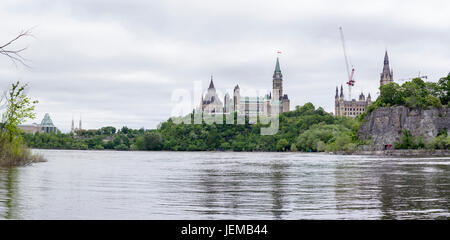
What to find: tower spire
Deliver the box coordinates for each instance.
[71,116,74,132]
[208,74,215,89]
[380,50,393,86]
[275,57,281,73]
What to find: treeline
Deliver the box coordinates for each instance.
[22,126,162,151]
[22,76,450,153]
[22,103,364,152]
[360,75,449,119]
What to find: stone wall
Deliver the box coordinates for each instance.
[358,106,450,150]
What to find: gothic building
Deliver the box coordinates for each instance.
[200,76,224,114]
[200,57,290,116]
[380,51,393,86]
[335,51,394,117]
[334,85,372,117]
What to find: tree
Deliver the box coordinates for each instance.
[438,75,449,105]
[143,132,162,150]
[276,138,289,151]
[1,81,38,141]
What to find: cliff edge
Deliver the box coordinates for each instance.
[358,106,450,150]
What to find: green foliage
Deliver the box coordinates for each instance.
[0,81,43,166]
[2,81,38,141]
[371,76,449,112]
[295,119,358,152]
[276,138,289,151]
[394,130,418,149]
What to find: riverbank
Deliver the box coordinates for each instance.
[341,149,450,157]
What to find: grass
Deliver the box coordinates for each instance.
[0,134,47,167]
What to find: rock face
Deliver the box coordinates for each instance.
[358,106,450,150]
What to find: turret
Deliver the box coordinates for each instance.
[335,86,339,99]
[380,51,394,86]
[272,57,283,100]
[340,85,344,99]
[359,92,365,101]
[233,84,240,112]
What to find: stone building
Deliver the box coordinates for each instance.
[380,51,394,87]
[335,85,372,117]
[334,51,393,117]
[200,76,224,114]
[200,57,290,116]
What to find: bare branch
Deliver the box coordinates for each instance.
[0,28,35,68]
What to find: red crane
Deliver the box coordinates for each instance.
[339,27,355,100]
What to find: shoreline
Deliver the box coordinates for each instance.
[31,148,450,157]
[342,149,450,157]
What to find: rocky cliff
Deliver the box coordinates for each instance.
[358,106,450,150]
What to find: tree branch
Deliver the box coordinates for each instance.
[0,28,34,68]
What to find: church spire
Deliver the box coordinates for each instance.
[208,74,215,89]
[335,86,339,98]
[380,50,394,86]
[340,85,344,98]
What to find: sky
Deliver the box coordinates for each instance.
[0,0,449,132]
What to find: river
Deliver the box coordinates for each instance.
[0,150,448,219]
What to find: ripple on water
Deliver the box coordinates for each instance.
[0,150,448,219]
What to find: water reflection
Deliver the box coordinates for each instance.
[376,159,450,219]
[0,150,448,219]
[268,162,288,219]
[197,156,289,219]
[0,168,19,219]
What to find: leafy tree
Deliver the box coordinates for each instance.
[2,81,38,141]
[143,132,162,150]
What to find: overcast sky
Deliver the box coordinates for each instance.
[1,0,449,132]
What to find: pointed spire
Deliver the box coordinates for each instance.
[384,50,389,64]
[335,86,339,98]
[381,50,393,86]
[208,74,215,89]
[274,57,281,73]
[340,85,344,98]
[383,51,391,74]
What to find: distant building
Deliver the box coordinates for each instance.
[18,113,58,134]
[334,51,394,117]
[335,85,372,117]
[380,51,394,87]
[71,117,83,133]
[200,57,290,116]
[18,123,42,134]
[201,76,224,114]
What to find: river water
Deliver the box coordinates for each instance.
[0,150,448,219]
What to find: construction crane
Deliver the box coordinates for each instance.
[398,72,428,83]
[339,27,355,100]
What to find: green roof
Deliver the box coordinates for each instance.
[275,57,281,73]
[40,113,55,127]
